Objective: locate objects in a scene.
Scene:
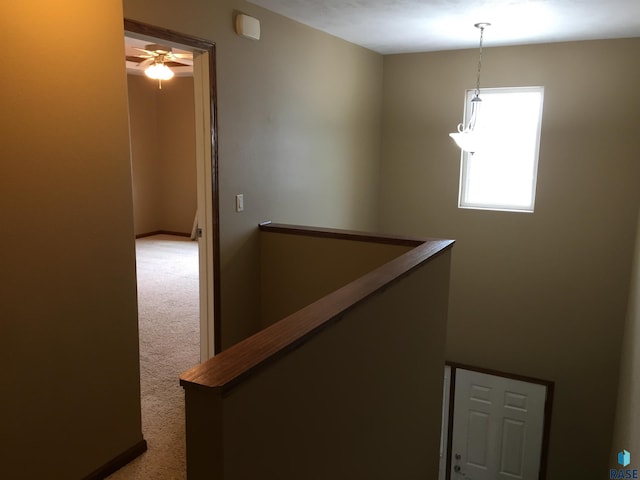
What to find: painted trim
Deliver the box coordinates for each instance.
[446,361,554,388]
[445,366,456,480]
[135,230,191,239]
[82,439,147,480]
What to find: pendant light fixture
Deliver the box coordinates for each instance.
[449,22,491,154]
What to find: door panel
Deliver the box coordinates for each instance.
[452,369,546,480]
[467,411,490,467]
[500,418,525,476]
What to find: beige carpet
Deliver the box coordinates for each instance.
[108,234,200,479]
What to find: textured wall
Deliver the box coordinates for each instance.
[379,39,640,477]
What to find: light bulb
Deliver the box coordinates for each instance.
[144,63,174,81]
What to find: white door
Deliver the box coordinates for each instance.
[451,369,546,480]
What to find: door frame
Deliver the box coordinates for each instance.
[124,18,221,357]
[444,361,554,480]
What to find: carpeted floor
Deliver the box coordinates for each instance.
[108,234,199,479]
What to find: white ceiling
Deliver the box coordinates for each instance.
[248,0,640,54]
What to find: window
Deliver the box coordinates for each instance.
[458,86,544,212]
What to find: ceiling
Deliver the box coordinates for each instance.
[248,0,640,54]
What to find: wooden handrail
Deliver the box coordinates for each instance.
[180,224,454,395]
[258,221,430,246]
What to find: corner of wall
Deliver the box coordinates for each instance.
[611,207,640,459]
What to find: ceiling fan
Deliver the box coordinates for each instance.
[126,43,194,68]
[126,44,193,88]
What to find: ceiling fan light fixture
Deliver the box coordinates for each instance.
[144,62,175,81]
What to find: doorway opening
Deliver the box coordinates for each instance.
[441,362,554,480]
[113,19,220,477]
[125,18,220,359]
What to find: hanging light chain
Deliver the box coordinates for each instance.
[449,22,491,153]
[474,23,490,98]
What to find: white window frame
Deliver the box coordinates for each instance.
[458,86,544,213]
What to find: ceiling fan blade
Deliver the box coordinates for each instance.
[129,49,153,58]
[172,53,193,59]
[134,47,158,56]
[164,60,193,68]
[125,55,144,63]
[138,58,155,67]
[174,58,193,66]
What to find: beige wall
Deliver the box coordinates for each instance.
[0,1,143,478]
[128,74,161,234]
[123,0,384,346]
[128,74,197,235]
[157,76,197,233]
[379,39,640,477]
[612,210,640,461]
[260,231,412,327]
